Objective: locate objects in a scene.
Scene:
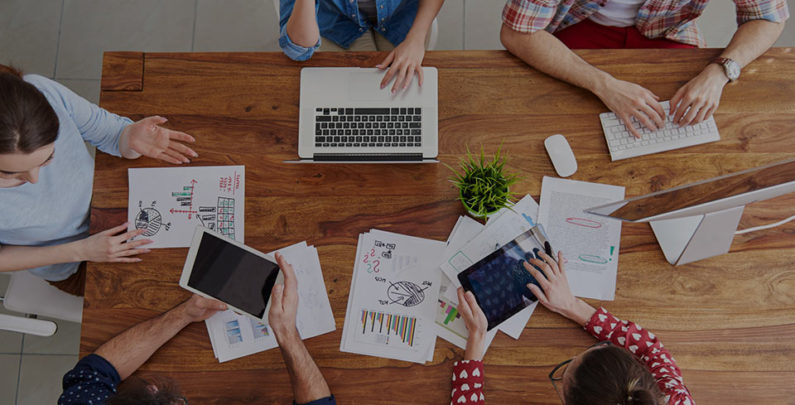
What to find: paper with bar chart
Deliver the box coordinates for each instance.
[341,229,445,363]
[127,166,244,248]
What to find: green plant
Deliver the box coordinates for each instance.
[448,145,519,218]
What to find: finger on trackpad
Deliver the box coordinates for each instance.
[348,71,419,101]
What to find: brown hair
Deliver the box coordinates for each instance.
[0,64,59,154]
[565,345,664,405]
[107,375,186,405]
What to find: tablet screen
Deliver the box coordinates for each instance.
[187,232,280,318]
[458,232,543,330]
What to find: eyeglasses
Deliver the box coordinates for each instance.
[548,341,612,402]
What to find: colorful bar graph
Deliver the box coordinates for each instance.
[360,309,416,347]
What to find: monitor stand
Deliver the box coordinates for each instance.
[650,206,745,266]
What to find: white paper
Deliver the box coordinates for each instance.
[436,217,488,349]
[538,177,625,301]
[205,242,336,362]
[128,166,244,248]
[439,195,540,286]
[340,230,445,364]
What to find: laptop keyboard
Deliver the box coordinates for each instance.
[314,107,422,148]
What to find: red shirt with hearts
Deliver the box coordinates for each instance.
[586,307,694,405]
[450,360,485,405]
[449,308,694,405]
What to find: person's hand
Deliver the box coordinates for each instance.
[122,116,198,164]
[524,251,595,326]
[268,252,299,341]
[181,294,228,322]
[457,287,488,361]
[596,78,666,139]
[377,34,426,93]
[670,63,728,127]
[77,222,152,263]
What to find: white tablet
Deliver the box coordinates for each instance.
[179,226,283,322]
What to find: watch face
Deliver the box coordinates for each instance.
[726,60,740,81]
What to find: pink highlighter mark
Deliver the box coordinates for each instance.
[565,217,603,229]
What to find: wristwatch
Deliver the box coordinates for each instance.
[711,57,741,82]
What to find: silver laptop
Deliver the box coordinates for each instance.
[297,67,438,163]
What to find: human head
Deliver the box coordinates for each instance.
[107,375,187,405]
[562,344,664,405]
[0,64,59,186]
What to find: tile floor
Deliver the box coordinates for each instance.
[0,273,81,405]
[0,1,793,403]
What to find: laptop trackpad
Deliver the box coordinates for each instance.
[349,71,422,102]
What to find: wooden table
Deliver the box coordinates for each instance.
[85,49,795,404]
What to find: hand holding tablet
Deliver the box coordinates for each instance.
[457,228,555,331]
[179,227,284,323]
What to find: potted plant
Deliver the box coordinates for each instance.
[449,146,519,219]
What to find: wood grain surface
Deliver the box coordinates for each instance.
[87,49,795,405]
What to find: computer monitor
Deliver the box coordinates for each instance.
[586,159,795,265]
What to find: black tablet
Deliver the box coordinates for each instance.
[457,230,545,331]
[180,227,283,321]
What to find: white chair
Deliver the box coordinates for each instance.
[0,271,83,337]
[272,0,439,50]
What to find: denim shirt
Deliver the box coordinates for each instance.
[279,0,419,61]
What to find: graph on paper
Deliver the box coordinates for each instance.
[128,166,244,248]
[435,298,468,339]
[358,309,417,347]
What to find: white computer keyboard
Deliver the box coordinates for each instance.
[599,101,720,161]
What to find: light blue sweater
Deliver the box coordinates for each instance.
[0,75,132,281]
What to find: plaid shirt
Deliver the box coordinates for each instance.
[502,0,790,47]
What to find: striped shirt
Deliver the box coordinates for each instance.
[502,0,790,47]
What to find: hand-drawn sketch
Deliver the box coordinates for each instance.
[386,280,429,307]
[128,166,245,248]
[134,200,171,237]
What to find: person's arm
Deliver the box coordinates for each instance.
[0,223,152,272]
[499,25,665,139]
[279,0,322,61]
[269,253,333,404]
[377,0,446,92]
[95,295,226,380]
[451,287,487,405]
[670,18,786,125]
[285,0,320,48]
[28,75,197,164]
[525,251,694,405]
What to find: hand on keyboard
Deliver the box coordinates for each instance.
[599,100,721,161]
[669,64,728,126]
[595,77,666,139]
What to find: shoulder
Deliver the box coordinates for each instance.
[59,354,121,405]
[22,74,74,112]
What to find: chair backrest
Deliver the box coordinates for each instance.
[3,271,83,323]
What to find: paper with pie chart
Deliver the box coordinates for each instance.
[340,229,445,364]
[127,166,244,248]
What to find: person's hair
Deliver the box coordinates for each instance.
[565,345,665,405]
[0,64,59,155]
[106,375,185,405]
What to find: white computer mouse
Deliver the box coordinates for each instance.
[544,134,577,177]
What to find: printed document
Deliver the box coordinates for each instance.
[538,177,625,300]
